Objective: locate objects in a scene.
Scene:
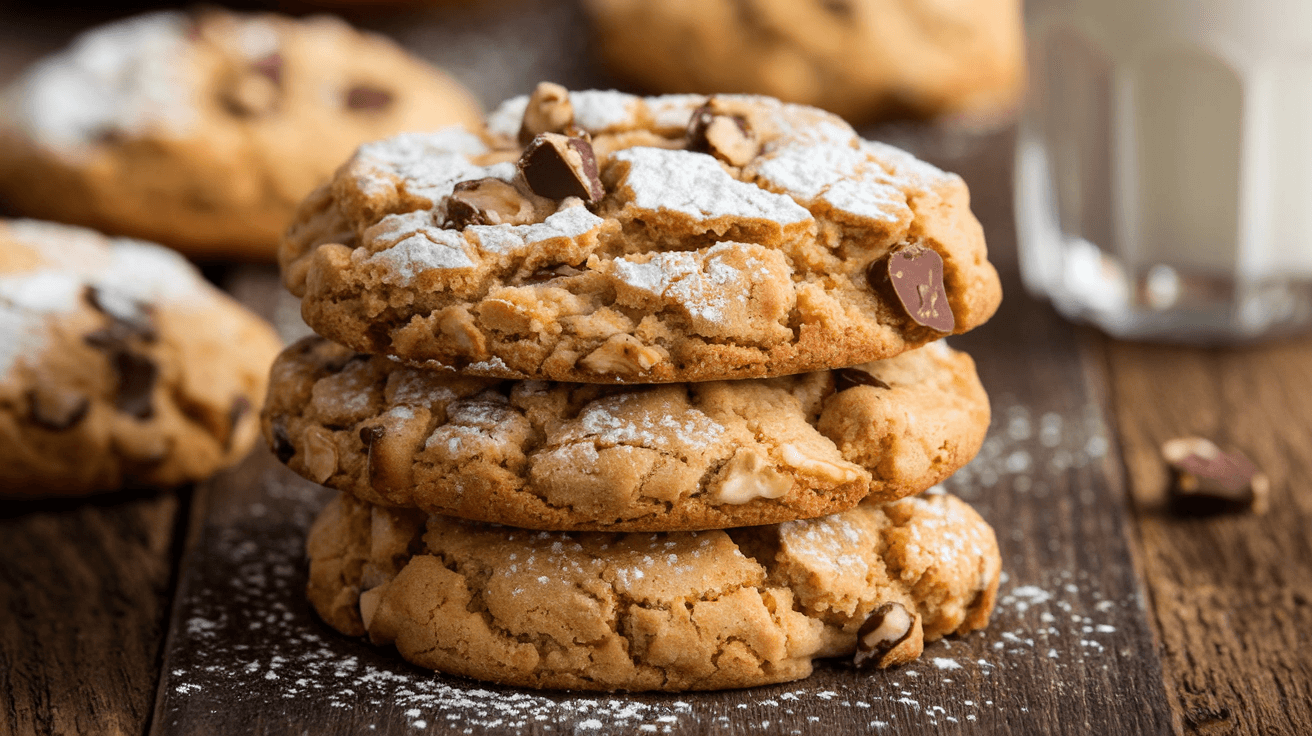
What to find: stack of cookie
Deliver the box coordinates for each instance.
[264,85,1005,691]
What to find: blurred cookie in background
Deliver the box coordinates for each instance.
[0,218,283,496]
[582,0,1023,125]
[0,8,482,261]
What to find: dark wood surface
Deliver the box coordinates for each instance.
[2,3,1312,735]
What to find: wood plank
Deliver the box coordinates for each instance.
[148,263,1174,735]
[1105,338,1312,736]
[0,490,182,736]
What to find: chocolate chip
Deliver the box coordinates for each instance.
[83,330,158,420]
[688,104,757,166]
[834,368,891,393]
[854,601,915,669]
[84,286,156,341]
[251,52,283,84]
[271,418,295,463]
[359,425,385,447]
[518,81,575,146]
[26,387,90,431]
[225,396,252,451]
[1162,437,1270,515]
[867,245,954,333]
[446,178,545,229]
[346,85,393,111]
[518,133,604,204]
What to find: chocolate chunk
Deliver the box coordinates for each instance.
[346,85,393,111]
[26,387,90,431]
[854,602,916,669]
[84,286,156,341]
[359,425,385,447]
[1162,437,1270,515]
[225,396,252,450]
[518,82,575,146]
[271,418,295,463]
[446,178,545,229]
[251,52,283,84]
[868,245,954,333]
[518,133,604,204]
[83,330,158,419]
[834,368,891,393]
[687,104,757,166]
[112,350,158,420]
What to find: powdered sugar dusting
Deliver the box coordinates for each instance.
[352,128,504,204]
[555,392,726,453]
[4,11,197,152]
[469,204,605,256]
[613,147,812,225]
[611,242,769,326]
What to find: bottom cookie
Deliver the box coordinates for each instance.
[307,491,1000,692]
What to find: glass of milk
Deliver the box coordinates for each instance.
[1016,0,1312,341]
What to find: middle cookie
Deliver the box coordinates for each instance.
[263,336,989,531]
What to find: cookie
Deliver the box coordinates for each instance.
[583,0,1024,124]
[280,88,1001,383]
[0,219,283,495]
[263,335,989,531]
[307,490,1000,691]
[0,9,481,260]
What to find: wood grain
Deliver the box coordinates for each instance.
[0,490,182,736]
[1106,339,1312,736]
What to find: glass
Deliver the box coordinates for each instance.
[1016,0,1312,341]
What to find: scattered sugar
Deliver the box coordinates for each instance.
[568,90,639,131]
[469,204,605,256]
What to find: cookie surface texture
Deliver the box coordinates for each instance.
[0,219,283,495]
[0,9,481,260]
[306,491,1000,691]
[281,90,1001,383]
[583,0,1024,123]
[263,335,988,530]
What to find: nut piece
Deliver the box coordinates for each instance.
[867,244,954,333]
[854,602,918,669]
[1162,436,1270,515]
[26,385,91,431]
[713,448,792,504]
[518,133,604,204]
[518,82,575,146]
[577,334,664,376]
[303,426,338,484]
[688,104,758,167]
[779,443,861,483]
[445,178,551,229]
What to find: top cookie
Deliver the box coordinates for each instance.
[281,87,1001,384]
[0,219,283,495]
[583,0,1024,124]
[0,9,481,260]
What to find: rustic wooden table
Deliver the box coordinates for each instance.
[3,3,1311,734]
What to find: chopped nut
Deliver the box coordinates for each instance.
[518,81,575,146]
[713,448,792,504]
[577,334,664,376]
[303,426,338,483]
[688,103,758,166]
[445,178,551,228]
[779,443,861,483]
[358,586,383,630]
[519,133,604,204]
[1162,436,1270,515]
[26,385,90,431]
[854,602,918,669]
